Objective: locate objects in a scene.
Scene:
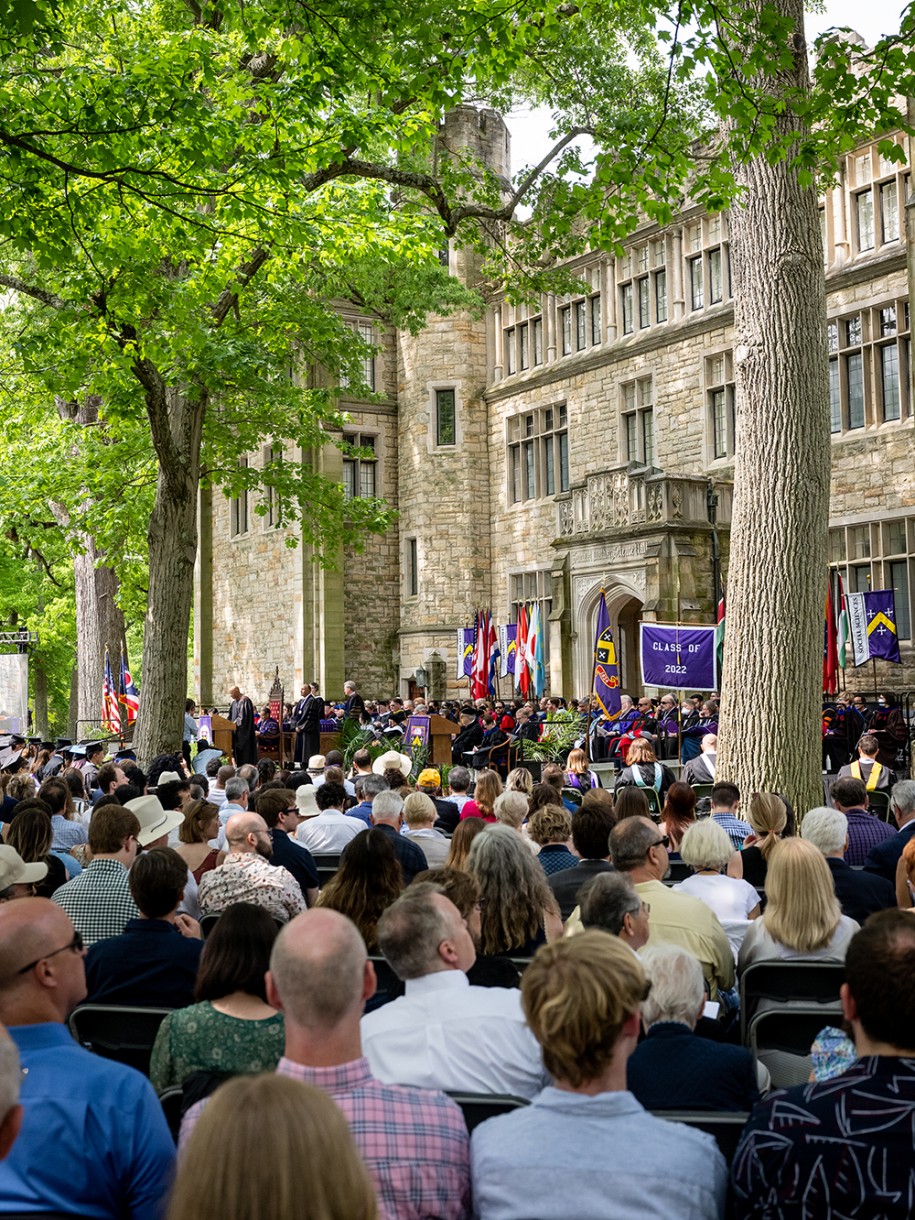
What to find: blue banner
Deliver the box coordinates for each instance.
[640,623,717,690]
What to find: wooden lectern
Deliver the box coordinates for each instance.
[208,714,236,760]
[426,715,457,769]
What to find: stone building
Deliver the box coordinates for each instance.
[194,108,915,704]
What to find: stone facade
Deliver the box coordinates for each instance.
[195,114,915,704]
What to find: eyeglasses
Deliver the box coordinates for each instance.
[284,808,299,816]
[650,835,670,849]
[639,900,651,915]
[16,930,84,975]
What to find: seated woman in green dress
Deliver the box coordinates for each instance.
[151,902,284,1092]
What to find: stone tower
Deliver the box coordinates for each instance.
[395,106,511,696]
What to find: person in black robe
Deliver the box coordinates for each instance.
[297,683,323,765]
[451,707,483,764]
[228,685,257,765]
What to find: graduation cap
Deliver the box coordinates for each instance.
[40,741,54,752]
[115,748,137,762]
[79,741,104,757]
[55,738,73,751]
[27,737,41,747]
[68,744,87,758]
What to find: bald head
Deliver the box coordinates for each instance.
[0,899,86,1023]
[268,909,368,1029]
[229,686,241,700]
[225,812,269,854]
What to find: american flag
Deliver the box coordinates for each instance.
[119,647,140,725]
[102,648,121,733]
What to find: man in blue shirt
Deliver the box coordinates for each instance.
[84,846,204,1008]
[470,930,727,1219]
[0,897,175,1218]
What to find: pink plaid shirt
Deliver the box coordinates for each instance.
[181,1056,471,1220]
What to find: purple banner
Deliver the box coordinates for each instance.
[456,628,474,680]
[640,624,717,690]
[404,715,430,758]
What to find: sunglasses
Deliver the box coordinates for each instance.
[650,835,670,849]
[16,929,84,975]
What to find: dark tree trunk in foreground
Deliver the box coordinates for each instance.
[131,370,205,766]
[716,0,831,817]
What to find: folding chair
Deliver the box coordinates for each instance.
[691,783,715,800]
[68,1004,173,1076]
[653,1111,750,1165]
[200,913,222,938]
[313,853,341,887]
[748,1006,841,1090]
[866,790,892,822]
[158,1086,184,1142]
[664,859,692,885]
[447,1092,530,1133]
[561,786,583,809]
[738,960,845,1045]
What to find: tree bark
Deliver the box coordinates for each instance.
[131,374,206,765]
[52,396,127,738]
[716,0,830,816]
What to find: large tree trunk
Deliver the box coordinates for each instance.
[716,0,830,817]
[52,397,127,740]
[131,375,205,766]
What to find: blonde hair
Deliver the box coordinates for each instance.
[626,738,657,764]
[521,931,647,1087]
[679,819,733,873]
[167,1074,378,1220]
[470,769,503,817]
[506,767,534,796]
[494,790,528,830]
[747,792,787,860]
[402,792,436,829]
[527,804,572,847]
[565,749,590,776]
[762,838,842,953]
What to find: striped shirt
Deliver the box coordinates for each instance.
[182,1056,471,1220]
[52,858,138,946]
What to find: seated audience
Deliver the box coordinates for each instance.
[659,781,698,854]
[614,737,676,802]
[738,838,859,971]
[0,844,48,903]
[349,774,387,828]
[6,807,66,897]
[627,944,760,1112]
[371,791,428,884]
[612,786,652,823]
[528,805,578,876]
[402,793,450,867]
[255,787,319,906]
[296,780,366,853]
[470,931,727,1219]
[416,768,460,834]
[801,806,896,925]
[198,812,306,924]
[413,868,522,989]
[564,748,597,792]
[675,820,760,957]
[40,776,88,854]
[548,801,615,921]
[830,776,895,866]
[84,846,204,1007]
[505,767,534,798]
[51,805,142,945]
[168,1073,379,1220]
[183,908,472,1220]
[540,763,578,814]
[732,911,915,1217]
[0,898,175,1217]
[460,769,502,824]
[445,817,486,870]
[864,779,915,882]
[837,731,895,789]
[361,884,547,1098]
[610,816,734,999]
[446,766,473,816]
[709,783,753,850]
[493,790,530,837]
[729,791,787,886]
[315,829,403,950]
[579,872,650,951]
[150,902,284,1090]
[175,798,224,882]
[467,824,563,955]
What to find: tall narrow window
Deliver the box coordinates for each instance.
[505,327,516,375]
[689,258,703,310]
[590,294,601,345]
[706,352,736,459]
[856,190,875,251]
[263,445,282,528]
[621,284,634,335]
[343,433,377,500]
[507,405,569,503]
[880,181,898,243]
[518,322,529,371]
[405,538,418,598]
[575,300,587,351]
[561,307,572,355]
[230,457,249,537]
[435,389,456,446]
[621,378,654,465]
[532,317,543,365]
[708,248,723,304]
[638,277,650,329]
[655,269,668,323]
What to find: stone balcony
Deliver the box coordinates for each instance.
[556,464,733,541]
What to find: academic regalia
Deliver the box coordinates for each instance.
[680,715,718,763]
[296,694,322,765]
[229,694,258,765]
[867,706,909,768]
[344,691,366,720]
[451,720,483,765]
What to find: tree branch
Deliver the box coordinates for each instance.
[0,274,65,310]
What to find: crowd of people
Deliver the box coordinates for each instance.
[0,688,913,1218]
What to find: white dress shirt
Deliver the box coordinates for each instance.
[296,809,365,853]
[360,970,548,1100]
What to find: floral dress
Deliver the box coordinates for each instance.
[149,1001,284,1091]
